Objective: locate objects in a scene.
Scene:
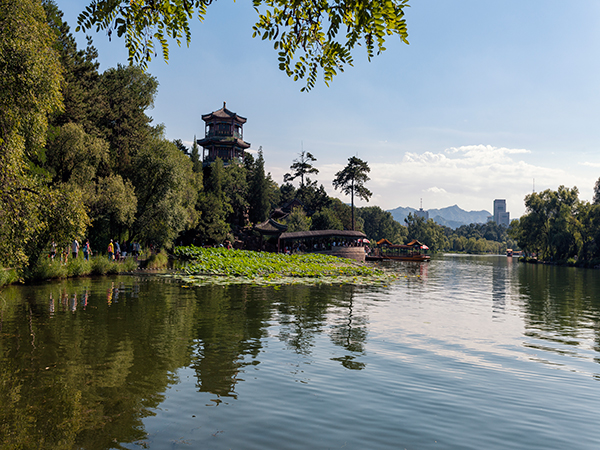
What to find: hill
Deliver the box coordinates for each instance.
[387,204,491,229]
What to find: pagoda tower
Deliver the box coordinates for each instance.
[197,102,251,166]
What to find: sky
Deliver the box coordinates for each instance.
[57,0,600,218]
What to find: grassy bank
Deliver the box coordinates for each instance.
[0,256,139,286]
[172,246,398,286]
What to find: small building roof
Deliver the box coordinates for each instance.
[201,102,247,124]
[280,230,366,240]
[255,219,288,235]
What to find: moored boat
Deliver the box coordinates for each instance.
[366,239,431,262]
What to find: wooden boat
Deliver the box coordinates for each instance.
[366,239,430,262]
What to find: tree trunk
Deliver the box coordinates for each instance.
[351,179,355,231]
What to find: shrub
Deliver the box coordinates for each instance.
[121,257,138,272]
[26,256,68,281]
[67,256,92,277]
[146,251,169,269]
[0,267,19,286]
[91,256,112,275]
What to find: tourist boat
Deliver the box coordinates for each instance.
[366,239,431,262]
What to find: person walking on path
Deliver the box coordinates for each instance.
[83,240,91,261]
[108,239,114,260]
[72,239,79,259]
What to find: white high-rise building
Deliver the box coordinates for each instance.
[493,199,510,227]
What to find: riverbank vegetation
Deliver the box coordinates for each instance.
[25,256,139,282]
[509,185,600,267]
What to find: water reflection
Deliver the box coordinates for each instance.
[2,260,600,448]
[517,263,600,365]
[329,287,368,370]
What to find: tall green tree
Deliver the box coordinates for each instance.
[43,0,101,135]
[296,179,330,214]
[45,122,109,185]
[0,0,64,269]
[190,136,202,173]
[404,214,448,252]
[593,177,600,205]
[246,148,273,224]
[89,174,138,246]
[223,162,249,228]
[130,137,198,248]
[332,156,372,230]
[76,0,410,91]
[196,158,231,243]
[512,186,581,260]
[96,64,159,175]
[358,206,406,244]
[310,208,343,231]
[286,207,311,232]
[284,151,319,188]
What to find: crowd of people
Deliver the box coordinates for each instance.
[49,239,142,263]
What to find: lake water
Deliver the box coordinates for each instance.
[2,255,600,449]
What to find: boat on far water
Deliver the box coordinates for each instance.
[366,239,431,262]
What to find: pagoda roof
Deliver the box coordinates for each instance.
[197,135,251,149]
[255,219,288,235]
[202,102,247,124]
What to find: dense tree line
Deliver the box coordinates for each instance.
[444,221,516,254]
[509,184,600,265]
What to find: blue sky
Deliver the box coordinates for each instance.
[57,0,600,217]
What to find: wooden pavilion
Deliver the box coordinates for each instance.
[197,102,251,166]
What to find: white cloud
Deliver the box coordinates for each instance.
[272,145,597,218]
[325,145,593,217]
[426,187,448,194]
[580,162,600,168]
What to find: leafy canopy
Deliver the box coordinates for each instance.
[76,0,410,91]
[332,156,372,202]
[284,150,319,186]
[332,156,371,230]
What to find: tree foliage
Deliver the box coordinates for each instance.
[358,206,406,244]
[131,136,199,248]
[511,186,581,261]
[284,151,319,187]
[311,207,343,231]
[332,156,371,230]
[246,148,276,224]
[286,206,311,232]
[75,0,409,91]
[0,0,64,268]
[404,214,448,252]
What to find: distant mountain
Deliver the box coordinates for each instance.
[387,206,417,224]
[431,215,466,229]
[387,204,491,229]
